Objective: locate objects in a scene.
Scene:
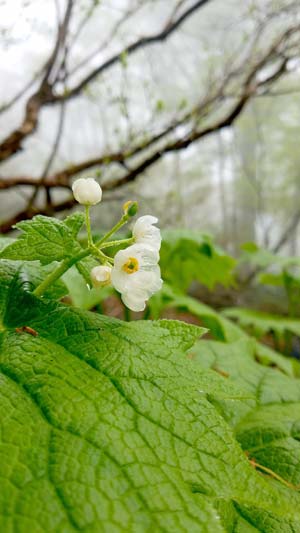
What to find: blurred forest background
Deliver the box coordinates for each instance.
[1,0,300,255]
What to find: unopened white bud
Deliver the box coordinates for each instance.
[72,178,102,206]
[91,265,112,288]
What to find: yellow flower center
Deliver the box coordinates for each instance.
[122,257,139,274]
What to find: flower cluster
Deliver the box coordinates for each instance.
[72,177,162,311]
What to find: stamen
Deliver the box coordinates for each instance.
[122,257,139,274]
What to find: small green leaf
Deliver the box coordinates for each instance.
[178,98,188,110]
[192,338,300,502]
[223,307,300,339]
[155,99,165,112]
[160,230,236,291]
[150,285,295,376]
[240,241,259,253]
[258,272,284,287]
[120,50,128,67]
[64,212,85,237]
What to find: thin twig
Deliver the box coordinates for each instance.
[52,0,213,101]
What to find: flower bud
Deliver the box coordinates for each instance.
[72,178,102,206]
[123,200,138,217]
[91,265,112,288]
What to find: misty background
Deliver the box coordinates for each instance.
[1,0,300,256]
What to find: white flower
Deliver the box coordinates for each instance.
[91,265,112,288]
[111,243,162,312]
[132,215,161,251]
[72,178,102,205]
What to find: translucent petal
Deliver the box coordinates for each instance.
[121,291,147,312]
[111,242,162,308]
[133,215,158,236]
[133,216,161,251]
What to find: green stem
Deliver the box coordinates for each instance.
[99,237,134,250]
[85,205,93,246]
[90,245,114,265]
[95,215,128,248]
[33,248,90,297]
[124,305,131,322]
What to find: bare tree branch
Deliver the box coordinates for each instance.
[67,1,145,78]
[0,0,73,163]
[0,45,290,234]
[272,209,300,253]
[54,0,212,102]
[0,0,212,165]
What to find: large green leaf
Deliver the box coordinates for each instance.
[1,261,300,531]
[0,213,84,265]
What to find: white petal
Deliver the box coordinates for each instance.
[125,274,162,305]
[114,244,158,270]
[111,242,162,304]
[129,268,162,295]
[133,215,158,236]
[113,247,133,270]
[133,216,161,251]
[121,271,162,311]
[111,246,139,292]
[131,243,159,265]
[121,290,147,312]
[147,270,163,293]
[111,265,129,292]
[112,265,144,294]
